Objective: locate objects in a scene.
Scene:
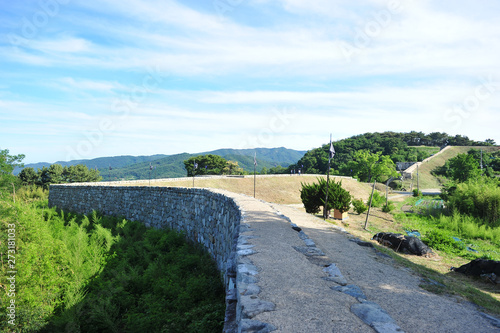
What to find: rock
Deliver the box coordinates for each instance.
[239,319,277,333]
[323,264,348,286]
[351,301,404,333]
[239,295,276,319]
[331,284,366,299]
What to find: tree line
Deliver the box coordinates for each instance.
[18,164,101,188]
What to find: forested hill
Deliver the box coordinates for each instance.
[290,131,494,176]
[17,147,306,180]
[105,147,306,180]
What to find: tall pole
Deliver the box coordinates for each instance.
[324,134,335,219]
[254,152,257,198]
[481,149,483,175]
[364,179,376,230]
[193,161,197,187]
[417,164,420,194]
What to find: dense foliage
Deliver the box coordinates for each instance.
[183,154,243,176]
[434,149,500,181]
[300,178,351,215]
[0,187,224,333]
[446,178,500,227]
[18,164,102,188]
[290,131,492,178]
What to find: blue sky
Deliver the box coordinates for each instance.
[1,0,500,163]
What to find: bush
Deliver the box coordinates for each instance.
[300,181,323,214]
[352,199,367,214]
[0,189,225,333]
[447,178,500,226]
[370,190,386,208]
[300,178,352,215]
[413,189,422,197]
[382,202,395,213]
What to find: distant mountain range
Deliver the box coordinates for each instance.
[14,147,306,180]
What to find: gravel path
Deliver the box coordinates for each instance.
[219,190,500,333]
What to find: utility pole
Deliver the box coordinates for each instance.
[254,152,257,198]
[364,179,376,230]
[481,149,483,175]
[417,163,420,194]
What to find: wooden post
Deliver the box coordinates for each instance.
[364,179,376,230]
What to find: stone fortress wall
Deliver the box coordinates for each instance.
[48,184,244,331]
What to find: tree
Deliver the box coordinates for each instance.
[183,155,227,177]
[0,148,24,191]
[36,164,101,188]
[485,138,496,145]
[347,150,397,182]
[447,153,480,182]
[18,167,38,185]
[300,178,351,216]
[0,148,25,175]
[222,160,243,175]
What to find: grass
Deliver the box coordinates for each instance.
[139,174,373,204]
[0,187,225,333]
[343,198,500,315]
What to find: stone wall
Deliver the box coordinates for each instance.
[48,184,241,289]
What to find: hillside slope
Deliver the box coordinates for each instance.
[411,146,500,188]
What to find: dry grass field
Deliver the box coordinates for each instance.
[147,174,374,205]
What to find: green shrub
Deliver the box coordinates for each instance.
[0,187,225,333]
[382,201,395,213]
[352,199,367,214]
[413,189,422,197]
[300,178,352,215]
[370,190,386,208]
[447,178,500,226]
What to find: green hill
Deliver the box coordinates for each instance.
[291,131,493,178]
[414,146,500,189]
[14,154,168,175]
[106,148,306,180]
[18,148,306,181]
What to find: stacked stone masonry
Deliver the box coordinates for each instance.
[49,184,244,331]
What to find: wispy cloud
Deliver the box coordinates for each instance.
[1,0,499,163]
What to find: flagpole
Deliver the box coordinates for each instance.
[324,134,334,220]
[193,160,197,187]
[254,152,257,198]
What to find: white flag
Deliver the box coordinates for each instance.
[329,140,335,159]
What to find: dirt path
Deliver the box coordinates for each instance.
[222,190,500,332]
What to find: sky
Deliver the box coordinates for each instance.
[1,0,500,164]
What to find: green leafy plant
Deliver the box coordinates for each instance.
[382,201,395,213]
[300,178,352,215]
[370,190,386,208]
[352,198,367,214]
[0,188,225,333]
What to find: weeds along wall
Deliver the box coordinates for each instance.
[48,185,241,283]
